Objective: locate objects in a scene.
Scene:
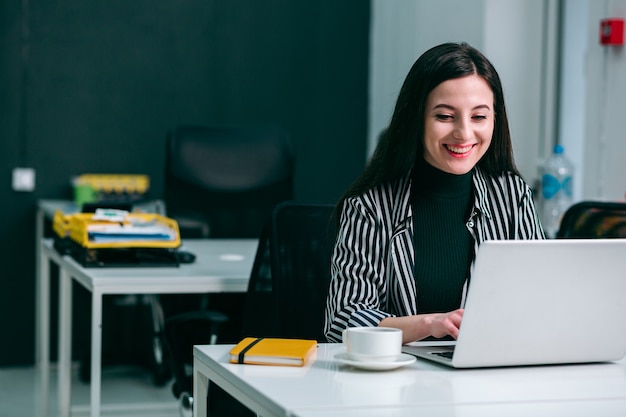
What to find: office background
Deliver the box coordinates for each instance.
[1,0,626,367]
[0,0,369,366]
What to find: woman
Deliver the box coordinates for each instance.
[324,42,544,344]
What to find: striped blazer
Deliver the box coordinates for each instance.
[324,166,545,342]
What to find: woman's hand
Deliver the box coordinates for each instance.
[423,309,464,339]
[379,308,464,343]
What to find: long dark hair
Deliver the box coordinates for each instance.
[339,42,519,210]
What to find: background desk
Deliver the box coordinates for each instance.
[194,343,626,417]
[37,238,257,417]
[34,199,166,403]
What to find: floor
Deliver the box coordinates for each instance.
[0,363,181,417]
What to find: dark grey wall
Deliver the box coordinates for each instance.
[0,1,369,366]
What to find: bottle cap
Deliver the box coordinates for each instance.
[553,144,564,154]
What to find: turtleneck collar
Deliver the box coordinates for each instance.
[412,162,473,199]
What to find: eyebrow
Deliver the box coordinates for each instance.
[432,104,492,111]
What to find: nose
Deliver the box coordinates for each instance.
[453,119,471,141]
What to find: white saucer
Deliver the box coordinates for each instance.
[334,352,416,371]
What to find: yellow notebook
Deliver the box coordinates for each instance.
[229,337,317,366]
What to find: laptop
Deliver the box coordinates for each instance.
[402,238,626,368]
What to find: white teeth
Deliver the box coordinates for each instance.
[446,144,472,154]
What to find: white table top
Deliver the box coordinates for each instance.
[41,238,258,294]
[294,399,626,417]
[194,343,626,417]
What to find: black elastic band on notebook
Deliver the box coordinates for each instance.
[238,337,264,364]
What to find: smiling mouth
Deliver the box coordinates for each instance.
[445,144,474,155]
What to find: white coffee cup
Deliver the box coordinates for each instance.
[342,327,402,362]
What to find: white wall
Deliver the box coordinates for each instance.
[369,0,559,188]
[558,0,589,202]
[576,0,626,200]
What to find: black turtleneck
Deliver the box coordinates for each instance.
[411,163,474,314]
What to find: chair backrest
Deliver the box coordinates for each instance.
[164,124,294,238]
[242,202,337,342]
[556,201,626,238]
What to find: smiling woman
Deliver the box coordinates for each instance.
[423,74,495,175]
[324,42,546,345]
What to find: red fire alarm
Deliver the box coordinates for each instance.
[600,18,624,45]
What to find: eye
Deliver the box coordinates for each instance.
[435,114,453,121]
[472,114,488,121]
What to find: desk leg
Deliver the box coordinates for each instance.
[193,357,209,417]
[57,268,73,417]
[35,244,50,417]
[90,291,104,417]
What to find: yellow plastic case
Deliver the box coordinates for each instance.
[68,213,180,249]
[52,211,181,267]
[52,210,73,239]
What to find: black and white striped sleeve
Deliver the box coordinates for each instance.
[323,194,394,342]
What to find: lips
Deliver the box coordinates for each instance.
[445,144,474,155]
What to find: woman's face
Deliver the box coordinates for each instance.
[423,74,494,175]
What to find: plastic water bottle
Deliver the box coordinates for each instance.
[540,144,574,238]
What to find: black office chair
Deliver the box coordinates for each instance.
[160,124,294,416]
[242,201,337,341]
[556,201,626,238]
[160,123,295,328]
[164,124,295,239]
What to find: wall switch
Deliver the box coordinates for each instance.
[12,167,36,192]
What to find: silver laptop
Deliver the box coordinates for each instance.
[402,238,626,368]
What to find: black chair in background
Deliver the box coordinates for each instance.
[242,201,337,342]
[161,123,295,332]
[164,124,295,239]
[556,201,626,238]
[160,125,295,416]
[161,123,294,327]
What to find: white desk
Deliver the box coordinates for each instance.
[36,237,257,417]
[33,199,167,415]
[34,199,166,417]
[291,400,626,417]
[193,343,626,417]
